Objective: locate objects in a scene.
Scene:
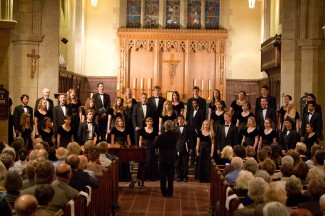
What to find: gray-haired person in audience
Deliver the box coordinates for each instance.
[234,177,268,215]
[273,155,294,179]
[233,170,254,197]
[243,158,259,175]
[78,155,95,177]
[285,175,311,207]
[96,141,112,166]
[21,160,38,190]
[306,144,321,169]
[262,201,291,216]
[225,157,243,184]
[53,147,68,169]
[52,164,79,200]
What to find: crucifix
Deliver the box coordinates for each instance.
[27,49,40,79]
[163,54,180,85]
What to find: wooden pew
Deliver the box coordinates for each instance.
[218,176,228,216]
[111,158,119,214]
[225,187,242,216]
[64,194,86,216]
[210,160,219,216]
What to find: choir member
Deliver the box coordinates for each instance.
[186,86,207,120]
[57,115,74,148]
[256,97,277,132]
[171,91,184,117]
[53,94,69,134]
[34,88,54,112]
[123,88,137,145]
[301,101,323,142]
[236,101,254,142]
[34,98,52,137]
[148,86,166,133]
[17,113,33,151]
[255,85,276,115]
[258,118,277,151]
[208,89,226,121]
[159,100,177,133]
[278,95,292,131]
[13,94,33,135]
[282,100,300,133]
[242,116,259,149]
[78,110,98,145]
[39,117,55,146]
[229,91,251,125]
[66,88,82,143]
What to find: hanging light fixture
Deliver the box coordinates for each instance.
[91,0,98,7]
[248,0,256,8]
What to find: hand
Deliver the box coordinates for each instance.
[196,152,199,157]
[210,153,213,158]
[135,127,140,131]
[106,129,111,134]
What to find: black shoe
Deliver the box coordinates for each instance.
[183,178,188,182]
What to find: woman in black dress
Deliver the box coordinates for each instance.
[302,123,319,158]
[210,100,225,143]
[66,89,82,143]
[242,116,259,149]
[283,100,300,133]
[138,117,159,181]
[81,98,97,124]
[159,101,176,133]
[111,117,131,181]
[107,97,124,140]
[34,98,52,137]
[171,91,185,117]
[236,101,254,142]
[229,91,251,125]
[17,113,33,151]
[39,117,55,146]
[258,118,277,150]
[123,88,137,144]
[208,89,226,120]
[57,115,74,148]
[278,95,292,131]
[196,120,215,182]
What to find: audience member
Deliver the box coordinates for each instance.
[13,149,27,175]
[14,195,38,216]
[21,160,38,190]
[97,141,112,166]
[243,158,259,175]
[233,170,254,197]
[285,175,311,207]
[53,147,68,168]
[52,164,79,199]
[34,184,56,216]
[0,170,22,205]
[67,142,81,155]
[225,157,243,184]
[262,201,291,216]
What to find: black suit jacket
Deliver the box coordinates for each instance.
[186,107,205,132]
[174,125,191,153]
[132,102,154,129]
[303,103,322,118]
[301,111,323,139]
[186,97,207,120]
[78,121,99,144]
[53,105,70,133]
[35,97,54,112]
[148,96,166,118]
[13,105,33,131]
[255,95,276,115]
[217,124,239,150]
[280,129,301,150]
[153,130,179,164]
[92,93,110,116]
[256,107,277,131]
[68,170,100,192]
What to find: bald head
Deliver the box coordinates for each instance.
[37,149,48,160]
[33,138,43,146]
[231,157,243,169]
[78,155,88,170]
[56,164,72,183]
[66,154,80,170]
[56,147,68,160]
[15,195,38,216]
[34,143,44,150]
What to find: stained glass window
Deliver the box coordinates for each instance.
[187,0,201,29]
[166,0,180,29]
[126,0,141,28]
[205,0,220,29]
[144,0,159,28]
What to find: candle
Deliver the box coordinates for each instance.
[133,78,137,89]
[117,83,120,91]
[208,80,211,91]
[140,78,144,89]
[148,78,151,90]
[193,79,196,87]
[90,93,93,98]
[201,79,204,90]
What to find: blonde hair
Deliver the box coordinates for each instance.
[112,97,124,117]
[284,100,297,120]
[200,120,215,139]
[123,88,134,109]
[234,170,254,190]
[19,113,31,131]
[115,117,125,129]
[264,182,287,205]
[161,100,173,117]
[38,98,47,110]
[295,142,307,154]
[247,116,256,128]
[221,145,233,161]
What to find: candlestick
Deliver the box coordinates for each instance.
[201,79,204,91]
[208,80,211,91]
[133,78,137,89]
[148,78,151,90]
[140,78,144,89]
[193,79,196,87]
[117,83,120,91]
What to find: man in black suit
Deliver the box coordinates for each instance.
[132,93,154,145]
[78,110,98,145]
[92,83,111,141]
[255,85,276,115]
[186,99,205,163]
[280,117,300,152]
[53,94,69,134]
[148,86,166,133]
[186,86,207,120]
[13,94,33,134]
[302,93,322,118]
[153,120,179,197]
[301,101,323,141]
[66,154,99,192]
[256,97,277,132]
[35,88,54,112]
[175,115,191,182]
[216,112,239,154]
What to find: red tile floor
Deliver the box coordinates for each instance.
[115,177,211,216]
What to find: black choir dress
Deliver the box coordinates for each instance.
[39,128,54,146]
[138,128,159,180]
[123,98,137,145]
[260,129,277,147]
[172,102,185,116]
[208,100,226,113]
[160,112,177,132]
[34,109,52,133]
[230,100,251,125]
[67,100,82,143]
[210,111,225,138]
[111,127,131,181]
[18,126,33,151]
[243,128,259,147]
[197,131,212,182]
[237,112,254,142]
[57,126,73,148]
[278,106,286,130]
[107,109,124,142]
[304,133,318,158]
